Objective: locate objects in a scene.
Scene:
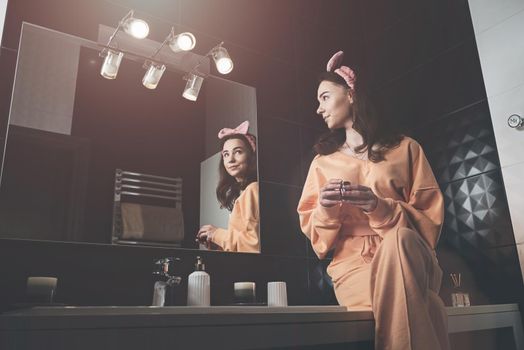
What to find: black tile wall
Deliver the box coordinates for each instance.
[0,48,16,137]
[180,0,297,64]
[296,68,326,128]
[0,239,311,310]
[306,258,338,306]
[299,126,324,182]
[258,117,303,187]
[259,181,307,257]
[416,101,500,184]
[0,0,522,311]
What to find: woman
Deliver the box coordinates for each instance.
[297,51,450,350]
[196,121,260,253]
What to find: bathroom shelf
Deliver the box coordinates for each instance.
[1,304,522,349]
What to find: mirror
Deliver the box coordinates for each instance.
[0,22,260,253]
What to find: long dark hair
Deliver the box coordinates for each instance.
[216,134,258,211]
[314,71,403,162]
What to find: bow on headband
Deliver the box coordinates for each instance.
[218,120,256,152]
[326,50,356,91]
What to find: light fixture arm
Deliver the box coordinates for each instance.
[187,41,225,78]
[205,41,225,58]
[148,27,175,60]
[101,9,134,55]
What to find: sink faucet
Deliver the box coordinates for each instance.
[152,257,182,307]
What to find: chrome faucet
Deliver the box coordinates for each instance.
[152,257,182,307]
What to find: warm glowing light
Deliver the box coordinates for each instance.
[212,46,233,74]
[182,74,204,101]
[100,50,124,79]
[142,63,166,89]
[123,18,149,39]
[216,57,233,74]
[169,32,196,52]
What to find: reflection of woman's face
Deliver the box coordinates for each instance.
[316,80,353,130]
[222,138,249,181]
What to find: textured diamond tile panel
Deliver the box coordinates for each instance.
[441,170,515,249]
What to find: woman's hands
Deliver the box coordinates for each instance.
[319,179,378,213]
[196,224,218,249]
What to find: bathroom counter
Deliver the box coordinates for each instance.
[1,305,375,350]
[1,304,522,349]
[0,305,372,330]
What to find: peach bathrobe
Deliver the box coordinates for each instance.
[211,182,260,253]
[298,137,450,350]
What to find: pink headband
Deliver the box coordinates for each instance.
[326,51,356,91]
[218,120,256,152]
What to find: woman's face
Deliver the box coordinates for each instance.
[316,80,353,130]
[222,138,250,181]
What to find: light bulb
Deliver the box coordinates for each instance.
[169,32,196,52]
[142,63,166,89]
[100,50,124,79]
[212,46,233,74]
[123,18,149,39]
[182,74,204,101]
[216,57,233,74]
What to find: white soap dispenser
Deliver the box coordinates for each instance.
[187,256,210,306]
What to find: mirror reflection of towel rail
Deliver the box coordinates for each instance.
[112,168,184,247]
[120,184,181,196]
[119,191,182,202]
[120,170,182,183]
[121,177,182,189]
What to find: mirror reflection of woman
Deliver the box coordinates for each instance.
[297,51,450,350]
[196,121,260,253]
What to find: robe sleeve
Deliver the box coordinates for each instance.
[364,141,444,249]
[297,157,343,259]
[212,182,260,253]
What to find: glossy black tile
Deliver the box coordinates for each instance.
[295,0,362,36]
[294,15,364,73]
[306,257,338,306]
[365,15,421,86]
[258,117,302,186]
[438,241,524,305]
[296,68,326,129]
[259,181,307,257]
[180,0,296,63]
[419,0,473,53]
[0,239,312,309]
[299,126,324,184]
[415,101,500,184]
[361,0,422,41]
[220,44,299,123]
[425,42,486,118]
[0,48,17,137]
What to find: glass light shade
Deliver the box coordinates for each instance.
[212,46,233,74]
[123,18,149,39]
[100,50,124,79]
[169,32,196,52]
[182,74,204,101]
[142,63,166,89]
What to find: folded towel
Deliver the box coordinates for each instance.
[120,202,184,243]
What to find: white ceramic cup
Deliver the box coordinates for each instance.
[267,281,287,307]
